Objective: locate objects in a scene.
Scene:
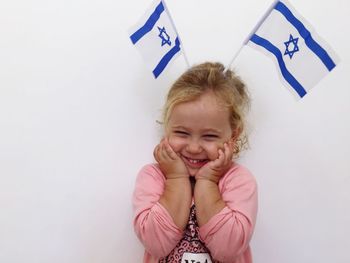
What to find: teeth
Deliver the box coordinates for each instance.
[188,158,202,164]
[182,155,206,164]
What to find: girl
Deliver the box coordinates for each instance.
[133,62,258,263]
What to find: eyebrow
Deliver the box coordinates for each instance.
[171,126,221,134]
[202,128,221,134]
[171,125,188,130]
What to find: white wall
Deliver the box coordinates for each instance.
[0,0,349,262]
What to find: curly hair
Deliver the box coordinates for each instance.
[162,62,250,156]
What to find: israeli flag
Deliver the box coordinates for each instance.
[247,0,339,98]
[129,0,182,78]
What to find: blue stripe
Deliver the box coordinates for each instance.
[153,37,181,78]
[274,1,336,71]
[250,34,307,98]
[130,1,164,44]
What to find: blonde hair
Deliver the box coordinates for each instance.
[162,62,250,155]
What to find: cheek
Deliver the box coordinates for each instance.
[167,136,185,152]
[205,143,219,160]
[204,142,224,160]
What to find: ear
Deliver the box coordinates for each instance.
[230,127,242,142]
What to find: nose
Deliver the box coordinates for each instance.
[186,139,202,154]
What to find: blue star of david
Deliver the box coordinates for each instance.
[284,34,299,59]
[157,26,171,47]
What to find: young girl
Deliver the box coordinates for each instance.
[133,62,258,263]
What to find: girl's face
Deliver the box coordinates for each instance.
[166,91,235,176]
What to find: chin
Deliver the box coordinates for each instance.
[187,168,198,177]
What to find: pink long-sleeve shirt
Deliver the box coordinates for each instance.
[133,162,258,263]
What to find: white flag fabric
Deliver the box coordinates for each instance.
[129,0,182,78]
[246,0,339,98]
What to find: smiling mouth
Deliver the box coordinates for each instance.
[182,156,209,168]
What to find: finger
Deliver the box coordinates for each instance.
[153,144,161,163]
[165,146,177,160]
[223,143,232,164]
[159,143,172,161]
[163,139,177,160]
[211,148,225,168]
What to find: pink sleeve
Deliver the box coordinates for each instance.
[198,165,258,262]
[132,164,183,258]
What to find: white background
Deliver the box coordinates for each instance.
[0,0,349,262]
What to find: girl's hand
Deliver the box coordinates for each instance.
[153,138,189,179]
[195,141,235,184]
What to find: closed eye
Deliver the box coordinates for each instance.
[203,134,219,139]
[174,130,189,136]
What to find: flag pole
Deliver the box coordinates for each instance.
[161,0,191,68]
[225,0,279,71]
